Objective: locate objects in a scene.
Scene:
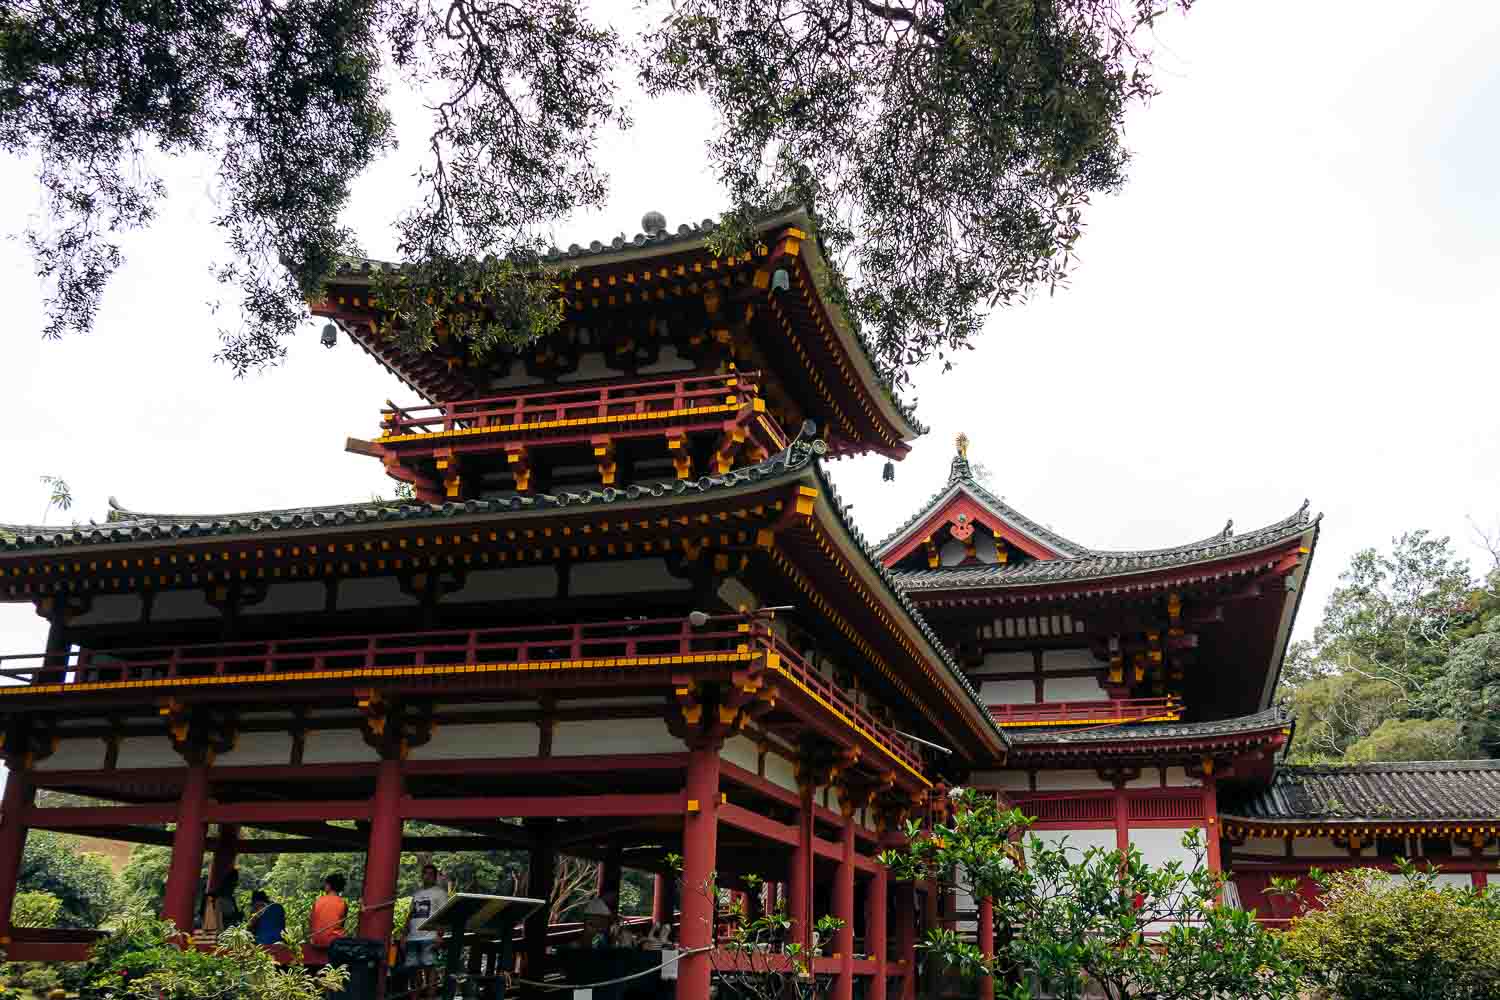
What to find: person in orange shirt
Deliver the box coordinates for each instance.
[306,873,349,966]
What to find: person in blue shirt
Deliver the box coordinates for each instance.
[248,890,287,946]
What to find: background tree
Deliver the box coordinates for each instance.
[1282,529,1499,762]
[642,0,1191,382]
[16,830,121,928]
[2,0,1191,380]
[1276,863,1500,1000]
[882,789,1298,1000]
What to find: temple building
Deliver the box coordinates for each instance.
[0,206,1496,997]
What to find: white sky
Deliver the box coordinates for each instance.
[2,0,1497,661]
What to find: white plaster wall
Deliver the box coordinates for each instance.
[716,577,759,613]
[1236,837,1285,858]
[72,594,142,626]
[116,736,183,769]
[409,723,537,760]
[1293,837,1340,855]
[34,739,105,771]
[552,718,682,756]
[556,352,614,383]
[570,558,690,596]
[1433,872,1473,890]
[337,577,419,611]
[636,345,695,375]
[1129,827,1200,872]
[216,732,293,767]
[763,752,798,794]
[152,589,218,621]
[488,369,545,389]
[1124,770,1159,789]
[980,651,1033,672]
[301,728,379,764]
[979,679,1035,705]
[243,582,325,616]
[446,566,558,604]
[938,539,967,566]
[1040,649,1096,672]
[1035,769,1113,792]
[721,736,760,775]
[968,770,1030,791]
[1041,676,1106,702]
[1163,767,1202,788]
[1028,828,1117,860]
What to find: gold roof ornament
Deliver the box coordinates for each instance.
[955,432,969,459]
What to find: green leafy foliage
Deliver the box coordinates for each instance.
[9,890,61,929]
[1284,530,1500,762]
[82,914,347,1000]
[4,0,1191,381]
[17,830,121,929]
[881,789,1298,1000]
[1276,863,1500,1000]
[641,0,1191,382]
[0,0,619,371]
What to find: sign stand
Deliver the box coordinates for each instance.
[418,893,545,1000]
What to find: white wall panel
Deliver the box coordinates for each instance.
[552,718,682,756]
[980,651,1034,672]
[1129,827,1200,872]
[217,732,293,767]
[979,679,1035,705]
[33,739,104,771]
[337,577,419,611]
[1028,828,1117,860]
[72,595,143,626]
[152,589,218,621]
[721,736,760,774]
[763,753,798,794]
[115,736,183,769]
[1035,769,1113,791]
[570,558,690,596]
[243,582,325,616]
[1163,767,1202,787]
[969,770,1030,791]
[1041,676,1106,701]
[1040,649,1097,672]
[445,566,558,604]
[409,723,537,760]
[301,728,379,764]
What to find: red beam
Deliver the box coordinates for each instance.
[720,803,798,846]
[400,793,684,821]
[402,753,689,778]
[208,801,373,824]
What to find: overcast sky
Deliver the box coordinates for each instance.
[2,1,1497,660]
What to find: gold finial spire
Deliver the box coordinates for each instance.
[955,432,969,459]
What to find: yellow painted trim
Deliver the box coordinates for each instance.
[380,402,745,443]
[765,662,932,789]
[995,711,1183,729]
[0,651,756,697]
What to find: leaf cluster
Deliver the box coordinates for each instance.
[1276,863,1500,1000]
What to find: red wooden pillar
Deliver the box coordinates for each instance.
[892,880,916,1000]
[789,782,813,951]
[832,814,855,1000]
[977,896,995,1000]
[676,744,721,1000]
[0,771,35,945]
[1202,775,1223,872]
[210,823,241,889]
[523,827,556,976]
[868,859,889,1000]
[595,843,623,910]
[651,873,671,926]
[163,763,210,931]
[359,759,404,942]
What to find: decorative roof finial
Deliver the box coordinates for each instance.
[956,432,969,459]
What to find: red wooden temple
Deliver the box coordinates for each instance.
[1,206,1496,997]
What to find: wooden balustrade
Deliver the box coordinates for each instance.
[380,370,762,438]
[0,614,922,773]
[988,696,1181,727]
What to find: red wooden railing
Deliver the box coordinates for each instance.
[988,696,1181,726]
[381,370,761,437]
[0,614,923,773]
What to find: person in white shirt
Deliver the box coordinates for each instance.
[403,864,449,1000]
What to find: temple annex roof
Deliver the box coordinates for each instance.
[1007,706,1292,746]
[1221,760,1500,825]
[878,440,1320,590]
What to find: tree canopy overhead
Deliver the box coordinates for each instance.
[1,0,1188,383]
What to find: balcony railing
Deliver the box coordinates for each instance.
[0,614,922,773]
[380,370,764,440]
[988,696,1182,727]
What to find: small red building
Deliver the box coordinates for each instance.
[0,206,1494,997]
